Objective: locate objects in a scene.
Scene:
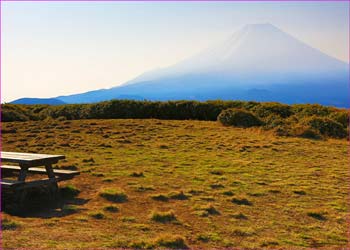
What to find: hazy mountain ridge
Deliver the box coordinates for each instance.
[11,23,349,107]
[10,98,66,105]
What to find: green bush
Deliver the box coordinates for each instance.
[272,125,291,137]
[329,111,349,128]
[218,108,262,128]
[290,124,321,139]
[253,102,293,118]
[1,104,30,122]
[292,104,333,118]
[261,114,285,130]
[303,116,347,138]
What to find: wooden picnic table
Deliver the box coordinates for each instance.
[1,151,80,213]
[0,151,79,189]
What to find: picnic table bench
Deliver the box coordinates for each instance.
[1,151,79,189]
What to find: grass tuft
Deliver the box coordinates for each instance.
[197,204,220,216]
[230,212,248,220]
[133,185,155,192]
[169,191,189,200]
[154,234,188,249]
[89,211,106,219]
[130,171,144,177]
[60,184,80,199]
[151,194,169,202]
[99,188,128,203]
[222,190,234,196]
[151,210,177,223]
[210,183,225,189]
[122,216,136,222]
[307,211,327,221]
[260,240,279,247]
[61,204,79,214]
[232,228,255,237]
[103,205,119,213]
[210,170,224,175]
[293,190,306,195]
[231,197,252,206]
[2,219,20,230]
[82,157,95,163]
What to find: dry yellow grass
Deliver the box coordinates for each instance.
[1,118,349,249]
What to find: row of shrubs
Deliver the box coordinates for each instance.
[1,100,348,139]
[218,108,348,139]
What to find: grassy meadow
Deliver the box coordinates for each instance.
[1,118,349,249]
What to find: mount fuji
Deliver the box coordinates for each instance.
[13,23,350,107]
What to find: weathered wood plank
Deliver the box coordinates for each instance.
[0,179,25,189]
[1,176,74,189]
[1,151,65,166]
[1,165,79,176]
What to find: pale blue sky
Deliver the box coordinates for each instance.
[2,1,349,102]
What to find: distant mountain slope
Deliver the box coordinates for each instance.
[12,23,349,107]
[125,23,347,84]
[10,98,66,105]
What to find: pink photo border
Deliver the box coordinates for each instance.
[0,1,349,249]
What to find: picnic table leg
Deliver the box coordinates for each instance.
[18,165,28,182]
[45,164,56,179]
[45,164,59,201]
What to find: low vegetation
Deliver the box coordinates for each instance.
[2,219,21,231]
[2,100,348,139]
[150,210,177,223]
[1,118,348,248]
[218,108,262,127]
[153,234,188,249]
[103,205,119,213]
[99,188,128,203]
[61,204,79,214]
[89,211,106,220]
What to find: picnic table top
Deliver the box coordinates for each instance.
[1,151,65,166]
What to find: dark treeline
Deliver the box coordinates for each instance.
[1,100,349,139]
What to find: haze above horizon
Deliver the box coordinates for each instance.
[2,1,349,103]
